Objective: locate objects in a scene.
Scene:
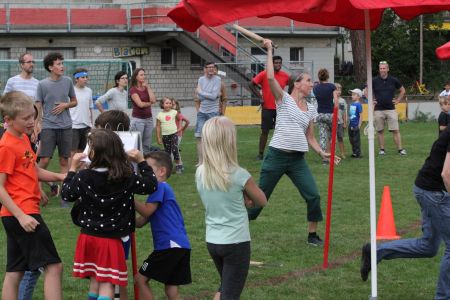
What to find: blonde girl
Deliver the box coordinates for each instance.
[196,116,267,299]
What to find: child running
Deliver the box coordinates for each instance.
[61,128,157,300]
[196,116,267,299]
[134,151,191,300]
[0,91,66,300]
[171,98,189,168]
[156,97,184,174]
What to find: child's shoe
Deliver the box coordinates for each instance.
[176,165,183,174]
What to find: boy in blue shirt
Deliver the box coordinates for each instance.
[134,151,191,300]
[348,88,363,158]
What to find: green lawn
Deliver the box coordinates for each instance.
[0,121,443,299]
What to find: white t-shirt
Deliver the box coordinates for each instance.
[439,90,450,98]
[3,75,39,99]
[70,86,93,129]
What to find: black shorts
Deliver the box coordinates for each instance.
[261,109,277,131]
[2,215,61,272]
[71,127,90,152]
[139,248,191,285]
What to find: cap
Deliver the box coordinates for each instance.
[349,88,363,97]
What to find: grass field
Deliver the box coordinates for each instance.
[0,121,444,299]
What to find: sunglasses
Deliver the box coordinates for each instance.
[379,61,388,65]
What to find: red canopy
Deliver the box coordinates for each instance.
[436,41,450,60]
[168,0,450,31]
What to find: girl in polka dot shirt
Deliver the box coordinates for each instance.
[61,128,157,300]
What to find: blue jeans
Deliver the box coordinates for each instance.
[18,270,40,300]
[195,112,219,138]
[377,185,450,300]
[130,117,153,155]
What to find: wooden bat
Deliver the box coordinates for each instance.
[232,24,278,49]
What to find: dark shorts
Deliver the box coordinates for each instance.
[139,248,191,285]
[71,127,90,152]
[261,109,277,131]
[337,124,344,141]
[38,128,73,158]
[2,215,61,272]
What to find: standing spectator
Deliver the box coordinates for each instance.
[195,62,221,162]
[313,68,338,164]
[247,39,330,247]
[70,68,93,157]
[439,81,450,100]
[129,68,156,155]
[348,89,363,158]
[371,61,406,156]
[335,83,348,159]
[249,55,290,160]
[172,98,189,169]
[360,124,450,300]
[95,71,129,113]
[34,52,77,207]
[438,96,450,135]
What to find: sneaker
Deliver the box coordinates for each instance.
[360,243,371,281]
[398,149,407,156]
[176,165,183,174]
[50,183,60,197]
[307,234,324,246]
[378,149,385,156]
[256,154,263,161]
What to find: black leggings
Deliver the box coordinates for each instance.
[207,241,250,300]
[162,133,180,161]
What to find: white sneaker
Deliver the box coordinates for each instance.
[378,149,385,155]
[399,149,407,156]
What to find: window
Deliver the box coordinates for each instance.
[161,47,176,67]
[290,47,304,62]
[251,47,266,55]
[190,51,204,67]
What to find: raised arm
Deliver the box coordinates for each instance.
[263,39,284,102]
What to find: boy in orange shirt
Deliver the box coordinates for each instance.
[0,91,66,300]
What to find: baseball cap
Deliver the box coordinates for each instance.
[349,88,363,97]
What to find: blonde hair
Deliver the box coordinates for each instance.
[335,83,342,90]
[0,91,34,119]
[196,116,238,191]
[439,96,448,106]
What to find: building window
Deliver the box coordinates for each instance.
[190,51,204,68]
[251,47,266,55]
[161,47,176,68]
[290,47,304,62]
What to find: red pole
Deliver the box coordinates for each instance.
[131,232,140,300]
[323,105,338,269]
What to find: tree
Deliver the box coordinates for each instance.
[349,30,366,85]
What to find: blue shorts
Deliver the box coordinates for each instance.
[195,111,219,138]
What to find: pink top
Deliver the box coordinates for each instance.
[130,86,152,119]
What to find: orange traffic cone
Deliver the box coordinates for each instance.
[376,186,400,240]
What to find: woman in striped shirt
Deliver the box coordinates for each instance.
[247,39,330,247]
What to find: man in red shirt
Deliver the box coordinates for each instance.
[249,56,290,160]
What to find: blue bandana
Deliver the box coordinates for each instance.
[74,71,88,78]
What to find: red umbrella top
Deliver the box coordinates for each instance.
[436,42,450,60]
[168,0,450,31]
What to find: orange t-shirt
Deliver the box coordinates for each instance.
[0,131,40,217]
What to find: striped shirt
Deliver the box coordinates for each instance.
[269,92,318,152]
[3,75,39,99]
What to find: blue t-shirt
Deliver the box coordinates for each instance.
[146,182,190,250]
[313,82,336,113]
[349,102,362,128]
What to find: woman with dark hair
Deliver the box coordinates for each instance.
[247,39,330,247]
[95,71,129,113]
[313,68,338,163]
[128,68,156,154]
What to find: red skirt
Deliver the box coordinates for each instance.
[73,233,128,286]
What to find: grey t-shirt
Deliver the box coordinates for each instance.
[95,87,128,111]
[198,75,221,114]
[36,76,76,129]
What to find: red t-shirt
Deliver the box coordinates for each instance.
[252,70,290,110]
[130,86,152,119]
[0,131,40,217]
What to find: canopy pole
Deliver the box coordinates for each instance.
[364,9,378,300]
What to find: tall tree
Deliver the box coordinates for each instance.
[349,30,366,84]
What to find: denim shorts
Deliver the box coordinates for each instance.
[195,111,219,138]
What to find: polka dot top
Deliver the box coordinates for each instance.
[61,161,157,238]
